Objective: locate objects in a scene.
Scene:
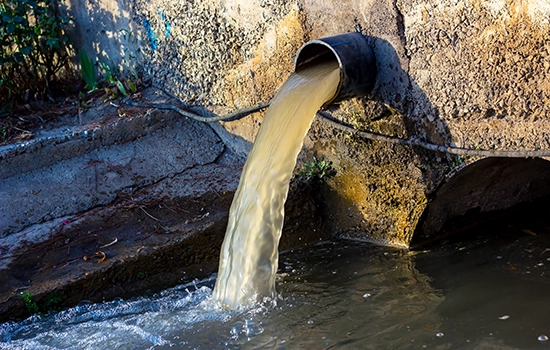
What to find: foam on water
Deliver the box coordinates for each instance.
[0,279,233,349]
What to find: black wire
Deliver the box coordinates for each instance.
[123,97,550,158]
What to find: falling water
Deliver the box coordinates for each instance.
[212,60,341,307]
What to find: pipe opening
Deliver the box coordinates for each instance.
[295,32,376,105]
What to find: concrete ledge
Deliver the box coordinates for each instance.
[0,106,225,237]
[0,189,233,323]
[0,164,329,323]
[0,109,173,178]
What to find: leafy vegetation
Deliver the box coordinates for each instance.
[449,155,464,171]
[78,58,139,111]
[0,0,72,111]
[20,290,39,314]
[299,157,336,182]
[0,3,144,145]
[20,290,63,315]
[0,0,142,144]
[79,29,141,109]
[42,291,63,311]
[79,48,97,91]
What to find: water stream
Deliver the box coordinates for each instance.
[213,60,340,307]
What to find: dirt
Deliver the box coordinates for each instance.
[1,99,78,145]
[0,81,149,146]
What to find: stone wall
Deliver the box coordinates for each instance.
[68,0,550,247]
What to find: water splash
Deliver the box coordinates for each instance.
[0,281,223,349]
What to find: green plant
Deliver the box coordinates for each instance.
[299,157,336,182]
[77,29,140,111]
[79,49,97,91]
[78,28,140,105]
[0,124,8,142]
[20,290,39,314]
[99,61,114,84]
[449,155,464,171]
[19,290,63,315]
[42,291,62,311]
[0,0,72,107]
[99,61,128,97]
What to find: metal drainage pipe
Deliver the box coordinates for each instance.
[295,32,377,105]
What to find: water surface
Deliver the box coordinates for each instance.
[2,232,550,349]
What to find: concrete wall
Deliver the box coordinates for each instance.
[67,0,550,247]
[66,0,141,77]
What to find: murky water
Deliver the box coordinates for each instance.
[3,231,550,349]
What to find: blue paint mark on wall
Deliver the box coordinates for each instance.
[158,11,171,38]
[142,11,170,51]
[142,18,158,51]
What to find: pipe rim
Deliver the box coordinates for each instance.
[294,40,344,105]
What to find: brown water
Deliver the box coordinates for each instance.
[212,60,341,307]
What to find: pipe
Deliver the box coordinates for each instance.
[295,32,377,105]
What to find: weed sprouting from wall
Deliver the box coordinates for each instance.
[299,157,336,183]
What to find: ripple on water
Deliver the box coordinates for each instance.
[2,237,550,349]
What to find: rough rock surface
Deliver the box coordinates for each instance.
[65,0,550,246]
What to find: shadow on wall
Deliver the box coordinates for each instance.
[370,36,454,161]
[317,35,456,246]
[64,0,141,77]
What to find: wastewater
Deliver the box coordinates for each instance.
[213,59,340,307]
[2,228,550,349]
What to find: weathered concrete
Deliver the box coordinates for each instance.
[2,0,550,321]
[0,101,224,238]
[0,96,330,321]
[0,157,329,322]
[37,0,550,246]
[124,0,550,247]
